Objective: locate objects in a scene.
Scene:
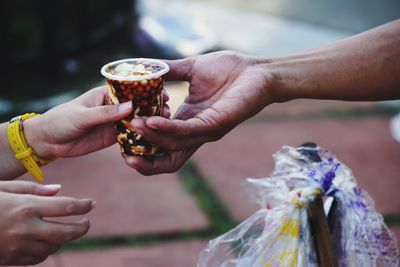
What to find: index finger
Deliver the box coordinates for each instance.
[75,86,108,107]
[164,58,194,82]
[144,116,210,136]
[26,196,95,217]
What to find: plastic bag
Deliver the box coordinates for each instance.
[197,145,399,267]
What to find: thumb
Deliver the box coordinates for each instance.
[79,101,132,128]
[164,57,195,82]
[0,181,61,196]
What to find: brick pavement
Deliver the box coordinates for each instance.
[12,241,207,267]
[19,145,209,237]
[194,117,400,220]
[57,241,206,267]
[12,80,400,267]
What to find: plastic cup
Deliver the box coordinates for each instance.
[101,58,169,156]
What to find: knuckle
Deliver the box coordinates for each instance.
[19,205,35,217]
[65,200,77,214]
[101,105,116,118]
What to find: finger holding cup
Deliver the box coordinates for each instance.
[101,58,169,156]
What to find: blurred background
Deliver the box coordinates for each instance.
[1,0,400,116]
[2,0,400,266]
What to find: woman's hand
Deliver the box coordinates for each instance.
[0,181,94,265]
[23,86,133,159]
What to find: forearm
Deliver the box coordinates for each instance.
[0,123,26,180]
[267,19,400,103]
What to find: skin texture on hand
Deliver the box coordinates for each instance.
[125,19,400,175]
[0,86,170,180]
[0,181,94,265]
[25,85,170,160]
[0,87,131,180]
[125,51,273,175]
[24,86,133,159]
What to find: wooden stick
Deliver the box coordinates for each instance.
[307,196,338,267]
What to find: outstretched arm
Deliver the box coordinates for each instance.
[125,19,400,175]
[270,19,400,102]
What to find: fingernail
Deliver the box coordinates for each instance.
[118,101,132,113]
[43,184,62,190]
[78,218,90,224]
[91,200,96,208]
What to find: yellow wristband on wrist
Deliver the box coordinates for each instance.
[7,113,49,182]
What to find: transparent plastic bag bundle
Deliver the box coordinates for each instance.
[197,145,399,267]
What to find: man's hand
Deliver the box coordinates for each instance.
[0,181,94,265]
[125,51,274,175]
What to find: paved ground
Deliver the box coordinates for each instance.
[14,81,400,267]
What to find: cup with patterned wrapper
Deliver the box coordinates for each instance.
[101,58,169,156]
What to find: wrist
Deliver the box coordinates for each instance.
[23,116,54,160]
[257,55,303,104]
[250,56,290,105]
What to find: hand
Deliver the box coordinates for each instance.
[0,181,94,265]
[125,51,273,175]
[22,86,133,159]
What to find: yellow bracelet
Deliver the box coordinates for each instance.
[7,113,49,182]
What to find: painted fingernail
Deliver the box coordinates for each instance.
[43,184,62,190]
[118,101,132,113]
